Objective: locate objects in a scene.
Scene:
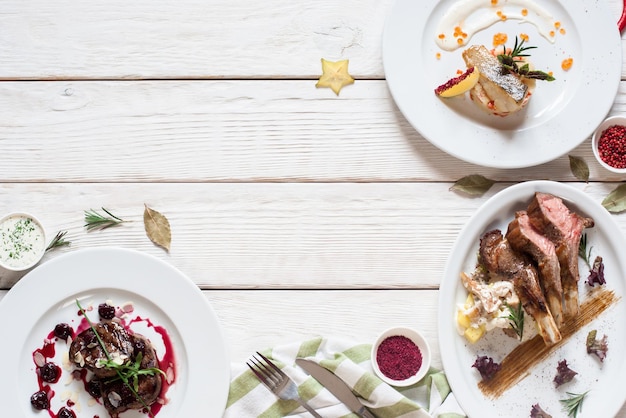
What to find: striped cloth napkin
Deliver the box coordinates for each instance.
[224,337,466,418]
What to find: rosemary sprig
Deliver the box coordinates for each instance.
[504,302,524,340]
[75,300,162,417]
[497,36,555,81]
[560,391,589,417]
[45,230,70,252]
[84,207,126,231]
[578,233,592,269]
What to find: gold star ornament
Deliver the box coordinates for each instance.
[316,58,354,95]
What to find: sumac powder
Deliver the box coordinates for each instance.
[376,335,422,381]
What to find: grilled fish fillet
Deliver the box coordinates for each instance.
[462,45,532,116]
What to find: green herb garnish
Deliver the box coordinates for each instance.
[560,391,589,417]
[84,207,127,231]
[504,302,524,340]
[578,233,592,269]
[45,230,70,252]
[75,300,164,416]
[497,36,555,81]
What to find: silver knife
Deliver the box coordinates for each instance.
[296,358,377,418]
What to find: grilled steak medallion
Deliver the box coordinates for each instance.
[69,321,134,378]
[70,320,163,417]
[101,334,163,416]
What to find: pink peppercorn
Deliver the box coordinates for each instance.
[376,335,422,381]
[598,124,626,169]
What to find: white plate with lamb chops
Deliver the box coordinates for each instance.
[439,181,626,418]
[383,0,621,168]
[0,247,230,417]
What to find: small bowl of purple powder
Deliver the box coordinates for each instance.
[371,326,431,387]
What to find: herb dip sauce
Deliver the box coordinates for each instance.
[0,214,45,269]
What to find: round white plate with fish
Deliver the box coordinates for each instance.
[383,0,621,168]
[0,247,230,417]
[438,181,626,417]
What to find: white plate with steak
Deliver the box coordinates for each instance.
[0,247,230,417]
[439,181,626,417]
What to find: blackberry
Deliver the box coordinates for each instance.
[87,379,102,398]
[57,407,77,418]
[54,323,73,341]
[30,390,49,410]
[98,302,116,320]
[39,362,61,383]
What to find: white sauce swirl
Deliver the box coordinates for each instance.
[0,215,45,269]
[435,0,557,51]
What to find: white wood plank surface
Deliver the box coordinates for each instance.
[1,182,624,290]
[0,0,623,79]
[1,80,626,183]
[1,0,626,415]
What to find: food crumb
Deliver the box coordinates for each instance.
[561,58,573,71]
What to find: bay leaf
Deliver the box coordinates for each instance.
[450,174,495,196]
[601,184,626,213]
[568,155,589,182]
[143,204,171,251]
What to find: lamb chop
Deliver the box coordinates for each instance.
[526,192,594,319]
[506,210,564,327]
[479,229,562,345]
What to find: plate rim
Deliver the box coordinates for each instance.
[0,246,230,417]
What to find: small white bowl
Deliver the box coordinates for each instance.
[0,212,46,272]
[591,115,626,174]
[371,326,431,387]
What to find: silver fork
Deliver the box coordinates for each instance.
[247,352,323,418]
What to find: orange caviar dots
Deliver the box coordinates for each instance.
[554,21,561,29]
[456,69,463,75]
[436,52,441,60]
[549,30,555,37]
[496,10,507,20]
[561,58,573,71]
[493,32,508,47]
[491,0,498,5]
[438,33,445,39]
[520,33,529,42]
[457,38,464,45]
[559,28,566,35]
[521,8,528,16]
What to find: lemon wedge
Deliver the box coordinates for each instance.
[435,67,480,98]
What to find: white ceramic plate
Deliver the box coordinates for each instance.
[439,181,626,417]
[0,247,230,417]
[383,0,622,168]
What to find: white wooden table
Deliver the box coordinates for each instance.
[1,1,625,416]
